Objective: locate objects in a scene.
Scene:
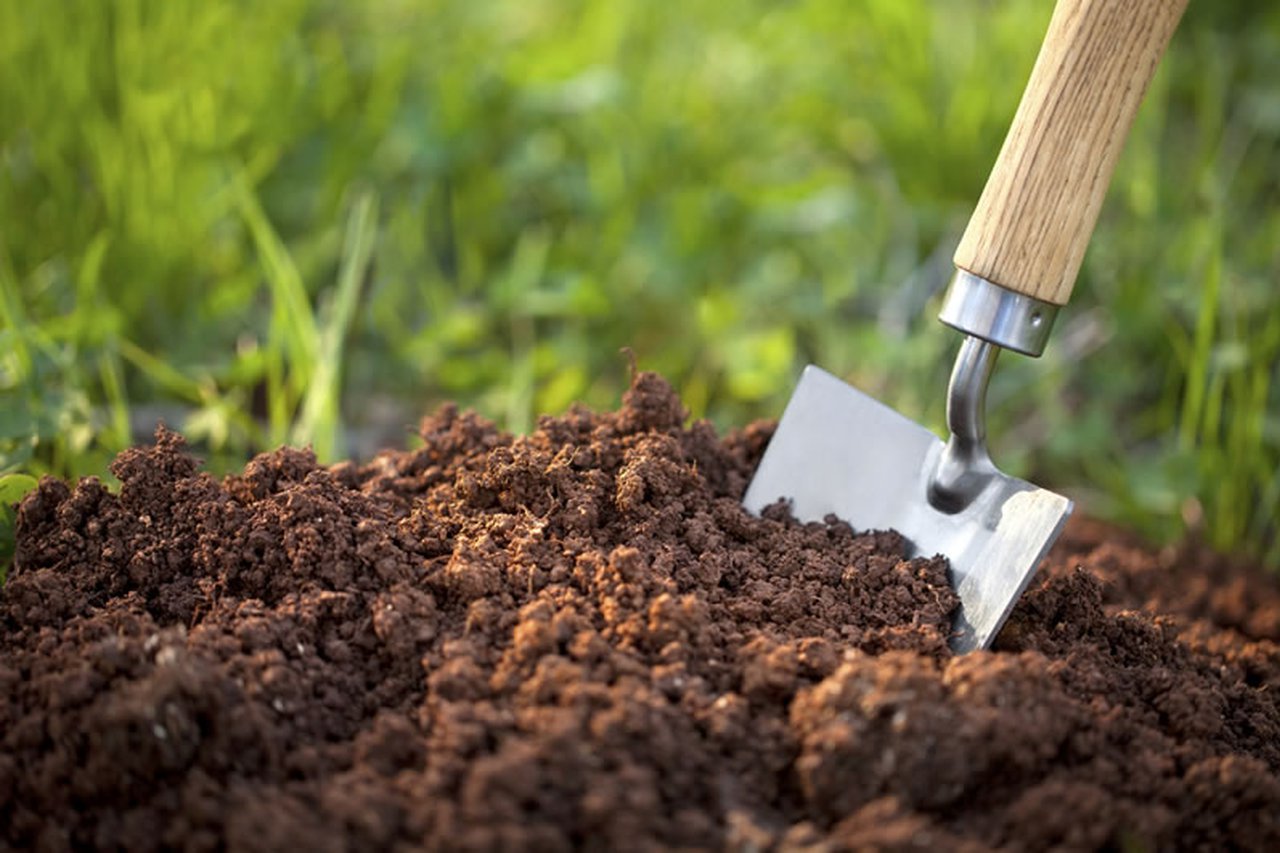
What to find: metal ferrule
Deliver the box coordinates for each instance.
[938,270,1060,357]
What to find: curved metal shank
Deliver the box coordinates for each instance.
[929,336,999,513]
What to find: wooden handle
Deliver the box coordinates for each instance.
[953,0,1187,306]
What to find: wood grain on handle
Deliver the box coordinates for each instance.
[953,0,1187,306]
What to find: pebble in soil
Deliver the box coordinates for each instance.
[2,371,1278,851]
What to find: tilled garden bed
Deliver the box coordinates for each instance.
[3,373,1278,850]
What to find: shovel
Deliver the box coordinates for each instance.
[743,0,1189,653]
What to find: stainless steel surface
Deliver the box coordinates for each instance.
[743,365,1073,653]
[928,336,998,513]
[938,270,1061,357]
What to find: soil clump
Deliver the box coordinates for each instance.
[3,372,1278,851]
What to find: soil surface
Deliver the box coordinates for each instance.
[4,372,1279,851]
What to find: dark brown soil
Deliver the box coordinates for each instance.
[3,372,1278,851]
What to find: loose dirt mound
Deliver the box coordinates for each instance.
[3,373,1278,851]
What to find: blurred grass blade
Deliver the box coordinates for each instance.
[234,170,320,445]
[119,339,208,402]
[0,247,32,379]
[1178,219,1222,451]
[503,228,552,435]
[292,192,379,460]
[98,344,131,450]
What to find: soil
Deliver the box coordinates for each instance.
[3,371,1278,852]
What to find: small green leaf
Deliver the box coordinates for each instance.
[0,473,38,505]
[0,473,39,583]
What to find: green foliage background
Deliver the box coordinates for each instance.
[2,0,1278,562]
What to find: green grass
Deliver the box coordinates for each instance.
[1,0,1278,564]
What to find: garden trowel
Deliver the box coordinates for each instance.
[744,0,1188,653]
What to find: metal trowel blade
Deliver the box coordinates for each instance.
[742,365,1072,653]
